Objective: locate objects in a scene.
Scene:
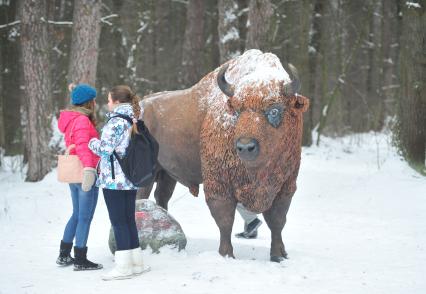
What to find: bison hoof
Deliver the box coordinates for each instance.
[270,256,287,263]
[220,252,235,259]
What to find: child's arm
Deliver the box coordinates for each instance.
[89,117,127,158]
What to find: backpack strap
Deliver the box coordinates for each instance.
[108,113,133,125]
[110,154,115,179]
[107,114,133,180]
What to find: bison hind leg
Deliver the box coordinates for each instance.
[136,181,155,200]
[154,170,177,210]
[270,245,288,263]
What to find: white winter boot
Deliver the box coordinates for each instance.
[131,247,150,275]
[102,250,133,281]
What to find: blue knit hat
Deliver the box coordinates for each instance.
[71,84,97,105]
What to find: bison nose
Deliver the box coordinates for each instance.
[235,138,259,161]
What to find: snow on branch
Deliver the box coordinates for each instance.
[221,27,239,44]
[100,14,118,26]
[1,14,118,30]
[171,0,188,5]
[0,20,20,29]
[46,20,73,26]
[406,2,421,9]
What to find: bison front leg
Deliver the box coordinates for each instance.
[262,194,293,262]
[206,197,237,258]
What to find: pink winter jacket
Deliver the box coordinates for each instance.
[58,110,100,168]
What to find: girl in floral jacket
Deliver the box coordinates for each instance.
[89,85,149,280]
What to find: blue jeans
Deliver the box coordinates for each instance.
[62,184,99,248]
[103,189,139,251]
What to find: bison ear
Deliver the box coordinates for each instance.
[293,95,309,113]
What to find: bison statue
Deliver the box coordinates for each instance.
[138,49,309,262]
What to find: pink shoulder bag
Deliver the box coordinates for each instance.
[57,119,83,183]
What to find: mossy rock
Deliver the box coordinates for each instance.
[108,199,187,254]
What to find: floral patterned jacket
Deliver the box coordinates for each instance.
[89,103,137,190]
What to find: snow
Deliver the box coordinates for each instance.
[224,6,238,25]
[1,132,426,294]
[49,116,65,152]
[322,105,328,116]
[406,2,421,9]
[228,50,291,88]
[220,27,240,44]
[308,45,316,54]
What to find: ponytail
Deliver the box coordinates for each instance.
[130,92,141,120]
[130,92,141,135]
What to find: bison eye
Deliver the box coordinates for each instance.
[265,105,283,128]
[270,108,279,117]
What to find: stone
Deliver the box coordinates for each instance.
[108,199,187,254]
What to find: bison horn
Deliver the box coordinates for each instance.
[282,63,301,97]
[217,64,235,97]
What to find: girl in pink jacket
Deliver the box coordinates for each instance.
[56,83,102,271]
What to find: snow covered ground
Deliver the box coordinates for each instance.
[0,132,425,294]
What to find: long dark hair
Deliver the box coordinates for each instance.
[79,100,97,126]
[109,85,141,133]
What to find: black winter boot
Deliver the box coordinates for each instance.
[56,240,74,266]
[235,218,263,239]
[73,246,103,271]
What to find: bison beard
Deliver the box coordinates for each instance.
[139,49,309,262]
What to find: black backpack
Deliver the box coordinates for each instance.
[108,114,159,187]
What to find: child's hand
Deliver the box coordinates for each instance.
[82,167,97,191]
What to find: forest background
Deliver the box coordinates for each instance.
[0,0,424,181]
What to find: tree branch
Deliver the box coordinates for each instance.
[0,14,119,30]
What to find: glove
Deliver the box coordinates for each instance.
[82,167,97,192]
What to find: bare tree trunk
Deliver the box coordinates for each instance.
[245,0,273,50]
[21,0,52,181]
[366,1,384,131]
[206,0,220,69]
[396,1,425,174]
[0,37,4,152]
[380,0,399,118]
[47,0,73,110]
[154,0,176,90]
[218,0,240,63]
[68,0,101,85]
[305,0,325,146]
[181,0,205,87]
[1,0,23,155]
